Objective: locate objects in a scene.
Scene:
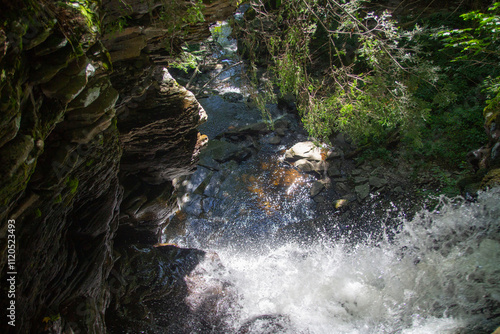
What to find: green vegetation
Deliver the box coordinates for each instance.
[66,177,79,194]
[234,0,499,178]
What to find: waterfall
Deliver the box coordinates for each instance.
[178,188,500,334]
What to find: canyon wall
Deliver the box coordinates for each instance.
[0,0,236,333]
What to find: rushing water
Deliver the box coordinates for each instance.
[167,30,500,333]
[175,187,500,334]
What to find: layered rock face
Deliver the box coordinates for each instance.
[0,0,237,333]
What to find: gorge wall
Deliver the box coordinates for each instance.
[0,0,236,333]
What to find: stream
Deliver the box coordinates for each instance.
[164,31,500,334]
[162,91,500,333]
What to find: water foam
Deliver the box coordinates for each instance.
[202,188,500,333]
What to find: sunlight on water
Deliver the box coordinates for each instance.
[191,188,500,334]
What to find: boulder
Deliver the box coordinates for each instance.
[285,141,323,161]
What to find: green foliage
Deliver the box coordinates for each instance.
[59,0,100,34]
[238,0,437,145]
[103,16,129,35]
[169,44,205,72]
[435,2,500,127]
[436,2,500,62]
[157,0,206,37]
[210,21,233,47]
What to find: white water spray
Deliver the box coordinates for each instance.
[186,188,500,333]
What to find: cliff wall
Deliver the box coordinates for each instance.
[0,0,236,332]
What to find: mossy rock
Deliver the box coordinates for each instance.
[0,135,36,205]
[481,168,500,189]
[41,55,90,102]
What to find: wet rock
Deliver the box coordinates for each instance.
[220,121,272,139]
[202,139,252,163]
[311,179,329,197]
[369,176,388,189]
[119,68,208,183]
[355,183,370,200]
[238,314,294,334]
[107,245,234,334]
[275,127,286,136]
[481,168,500,189]
[222,91,243,102]
[354,176,368,184]
[334,181,351,195]
[268,135,281,145]
[294,158,318,173]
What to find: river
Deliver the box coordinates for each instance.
[163,80,500,333]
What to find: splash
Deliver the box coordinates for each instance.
[190,188,500,334]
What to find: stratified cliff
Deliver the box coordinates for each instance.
[0,0,237,333]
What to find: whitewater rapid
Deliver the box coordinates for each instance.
[181,188,500,334]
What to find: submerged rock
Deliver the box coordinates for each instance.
[202,139,252,163]
[238,314,295,334]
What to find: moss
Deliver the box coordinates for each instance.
[66,177,79,194]
[54,194,62,204]
[34,208,42,217]
[481,168,500,189]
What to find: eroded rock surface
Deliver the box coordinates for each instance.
[0,1,237,333]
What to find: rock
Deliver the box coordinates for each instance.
[222,91,243,102]
[0,135,36,209]
[481,168,500,189]
[327,165,342,177]
[202,139,252,163]
[41,55,91,102]
[354,176,368,184]
[355,183,370,201]
[334,198,349,209]
[119,68,208,183]
[285,141,324,161]
[103,27,147,62]
[275,127,286,136]
[268,135,281,145]
[107,245,234,334]
[294,158,315,173]
[274,118,291,130]
[311,179,329,197]
[369,176,388,189]
[66,76,112,111]
[220,121,272,138]
[335,181,351,195]
[351,168,363,176]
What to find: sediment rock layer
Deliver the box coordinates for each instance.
[0,0,237,333]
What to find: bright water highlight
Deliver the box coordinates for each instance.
[180,188,500,333]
